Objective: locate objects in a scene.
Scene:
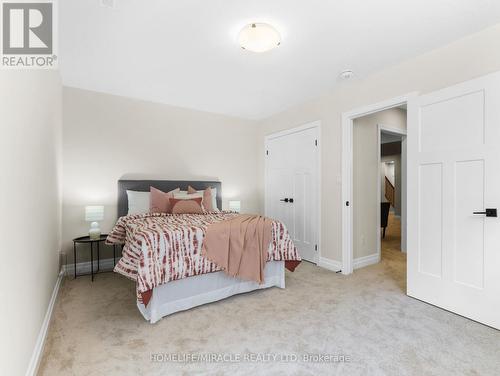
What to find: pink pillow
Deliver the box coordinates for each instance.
[202,188,213,211]
[150,187,179,213]
[187,186,213,211]
[170,197,204,214]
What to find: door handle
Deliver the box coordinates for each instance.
[473,208,497,217]
[280,198,289,202]
[289,198,294,203]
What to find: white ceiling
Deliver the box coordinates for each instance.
[60,0,500,119]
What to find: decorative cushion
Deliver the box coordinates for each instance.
[150,187,180,213]
[187,186,214,211]
[202,187,214,211]
[175,188,218,211]
[169,197,204,214]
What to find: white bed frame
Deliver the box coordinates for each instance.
[138,261,285,323]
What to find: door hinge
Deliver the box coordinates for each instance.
[315,244,318,251]
[315,139,318,146]
[266,150,269,155]
[346,201,350,207]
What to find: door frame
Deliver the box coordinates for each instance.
[377,124,407,263]
[264,121,322,264]
[341,93,417,275]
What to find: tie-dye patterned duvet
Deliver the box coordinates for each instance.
[106,211,300,305]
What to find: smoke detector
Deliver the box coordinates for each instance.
[101,0,115,8]
[339,69,354,80]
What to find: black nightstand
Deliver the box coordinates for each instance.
[72,234,117,281]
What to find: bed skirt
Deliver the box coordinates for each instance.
[138,261,285,323]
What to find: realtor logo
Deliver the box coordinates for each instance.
[1,1,57,68]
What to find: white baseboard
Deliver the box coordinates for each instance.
[318,257,342,272]
[62,257,116,276]
[25,269,64,376]
[353,253,380,270]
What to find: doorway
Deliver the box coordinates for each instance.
[378,126,407,264]
[350,109,407,270]
[264,122,321,264]
[341,93,415,275]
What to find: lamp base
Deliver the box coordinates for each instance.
[89,221,101,240]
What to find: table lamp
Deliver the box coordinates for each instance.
[85,206,104,240]
[229,200,241,213]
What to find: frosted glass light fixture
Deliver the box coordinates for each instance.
[229,200,241,213]
[85,206,104,240]
[238,23,281,53]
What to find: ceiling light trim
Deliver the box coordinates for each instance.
[238,22,281,53]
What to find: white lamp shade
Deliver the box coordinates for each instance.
[85,206,104,222]
[238,23,281,53]
[229,200,241,213]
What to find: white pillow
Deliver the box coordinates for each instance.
[126,190,150,215]
[175,188,218,211]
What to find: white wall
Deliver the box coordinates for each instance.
[381,155,402,215]
[0,71,62,376]
[258,23,500,264]
[383,161,395,186]
[352,108,406,259]
[62,87,260,264]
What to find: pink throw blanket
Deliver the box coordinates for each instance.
[202,214,273,284]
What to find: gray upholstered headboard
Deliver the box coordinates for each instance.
[118,180,222,218]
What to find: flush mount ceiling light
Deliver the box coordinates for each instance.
[238,23,281,53]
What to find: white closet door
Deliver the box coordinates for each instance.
[407,72,500,329]
[265,125,319,263]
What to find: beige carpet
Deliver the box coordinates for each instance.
[39,227,499,375]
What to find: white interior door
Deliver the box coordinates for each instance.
[265,124,319,263]
[407,72,500,329]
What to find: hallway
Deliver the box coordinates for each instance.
[381,211,402,257]
[381,211,406,291]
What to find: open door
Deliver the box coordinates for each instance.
[407,72,500,329]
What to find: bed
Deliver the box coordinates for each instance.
[107,180,300,323]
